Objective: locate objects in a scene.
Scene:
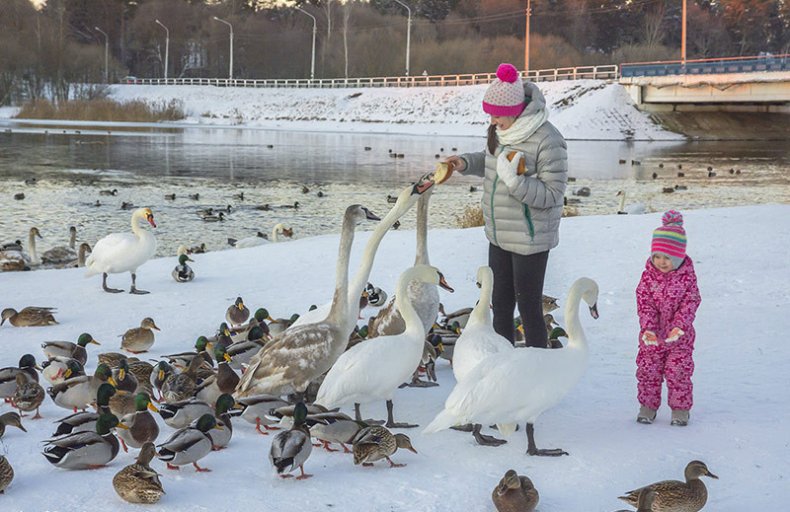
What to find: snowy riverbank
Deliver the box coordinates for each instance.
[0,204,787,510]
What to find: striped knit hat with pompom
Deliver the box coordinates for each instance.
[482,63,526,117]
[652,210,687,269]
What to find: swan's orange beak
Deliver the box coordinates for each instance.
[146,213,157,228]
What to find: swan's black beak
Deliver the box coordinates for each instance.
[363,208,381,221]
[589,303,599,319]
[438,272,454,293]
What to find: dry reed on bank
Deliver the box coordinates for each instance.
[16,98,185,122]
[455,203,484,228]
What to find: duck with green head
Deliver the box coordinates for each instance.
[42,412,126,469]
[269,401,313,480]
[0,354,42,400]
[112,441,165,504]
[156,413,221,472]
[172,253,194,282]
[118,393,160,451]
[41,333,100,366]
[51,383,116,437]
[210,394,235,450]
[149,361,174,402]
[196,345,240,406]
[48,362,112,412]
[158,397,213,429]
[226,297,250,330]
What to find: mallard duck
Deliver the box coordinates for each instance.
[149,361,175,401]
[157,413,220,472]
[615,489,657,512]
[48,362,113,412]
[110,359,139,393]
[424,278,599,457]
[209,322,234,350]
[235,394,290,435]
[128,360,155,394]
[0,455,13,493]
[0,354,41,400]
[438,303,473,329]
[158,398,213,429]
[618,460,718,512]
[172,254,194,282]
[112,441,165,504]
[195,345,239,406]
[41,356,82,385]
[42,413,124,469]
[366,283,388,308]
[51,383,116,437]
[226,297,250,329]
[42,332,101,365]
[117,393,160,451]
[85,207,157,294]
[269,402,312,479]
[1,306,57,327]
[210,394,235,450]
[0,411,27,438]
[226,337,266,370]
[306,411,365,453]
[492,469,539,512]
[316,265,453,428]
[161,356,203,403]
[161,336,210,369]
[265,312,300,337]
[121,317,160,353]
[13,373,45,419]
[352,425,417,468]
[235,205,381,399]
[542,294,560,315]
[41,226,78,265]
[97,352,127,368]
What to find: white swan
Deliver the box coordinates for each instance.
[230,223,293,249]
[616,190,646,215]
[1,227,41,271]
[368,185,439,337]
[445,266,514,445]
[315,265,453,428]
[234,204,379,399]
[85,207,157,294]
[424,277,599,456]
[42,226,78,265]
[288,179,435,332]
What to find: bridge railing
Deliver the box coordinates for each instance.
[120,65,619,88]
[620,54,790,78]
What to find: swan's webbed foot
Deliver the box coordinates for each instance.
[102,273,123,293]
[450,423,475,432]
[129,273,150,294]
[385,400,417,428]
[526,422,568,456]
[472,424,507,446]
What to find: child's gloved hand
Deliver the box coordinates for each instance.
[665,327,685,343]
[641,331,658,346]
[496,151,523,190]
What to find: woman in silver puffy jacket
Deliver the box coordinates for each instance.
[444,63,568,348]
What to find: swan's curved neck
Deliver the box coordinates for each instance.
[618,193,626,212]
[69,229,76,249]
[131,211,144,239]
[271,225,281,242]
[394,269,424,336]
[327,214,356,324]
[28,230,39,264]
[414,189,432,265]
[78,244,90,266]
[564,283,587,350]
[345,192,418,321]
[469,276,493,326]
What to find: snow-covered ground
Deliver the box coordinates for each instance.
[0,203,787,511]
[101,81,682,141]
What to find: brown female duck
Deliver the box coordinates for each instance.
[492,469,539,512]
[112,441,165,503]
[618,460,718,512]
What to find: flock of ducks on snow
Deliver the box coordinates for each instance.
[1,171,718,510]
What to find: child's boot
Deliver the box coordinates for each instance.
[637,406,657,424]
[671,409,690,426]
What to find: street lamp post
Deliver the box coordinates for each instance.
[155,19,170,80]
[392,0,411,76]
[95,26,108,83]
[524,0,531,73]
[295,7,317,81]
[213,16,233,80]
[681,0,687,65]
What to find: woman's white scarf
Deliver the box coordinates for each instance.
[496,107,549,147]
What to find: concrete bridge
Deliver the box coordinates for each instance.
[619,55,790,114]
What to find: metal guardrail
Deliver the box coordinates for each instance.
[620,54,790,78]
[120,65,620,88]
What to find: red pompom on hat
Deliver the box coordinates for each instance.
[483,63,526,117]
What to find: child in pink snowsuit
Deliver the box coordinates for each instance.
[635,210,701,426]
